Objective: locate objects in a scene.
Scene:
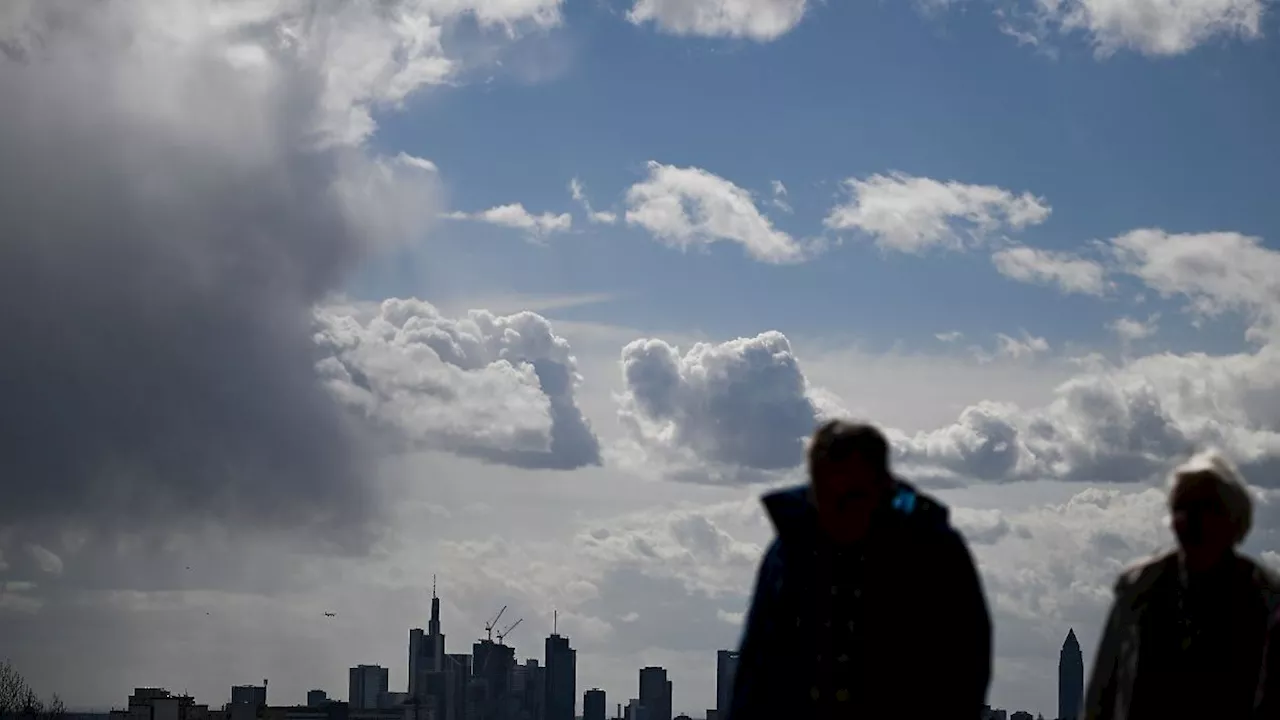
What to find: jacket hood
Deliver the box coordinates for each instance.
[761,478,951,541]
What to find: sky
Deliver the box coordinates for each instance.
[2,0,1280,717]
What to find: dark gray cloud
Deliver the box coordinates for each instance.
[0,1,444,552]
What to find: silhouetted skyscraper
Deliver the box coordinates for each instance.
[583,689,605,720]
[1059,629,1084,720]
[638,668,671,720]
[472,639,515,720]
[349,665,388,710]
[545,633,576,720]
[306,690,327,707]
[715,651,738,718]
[412,579,448,702]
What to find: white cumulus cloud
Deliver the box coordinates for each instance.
[1046,0,1266,57]
[616,331,841,482]
[627,0,808,41]
[992,246,1109,296]
[446,203,574,238]
[625,161,806,264]
[315,298,601,470]
[824,172,1052,254]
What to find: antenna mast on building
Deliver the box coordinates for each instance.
[553,609,558,635]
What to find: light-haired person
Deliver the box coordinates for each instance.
[1084,450,1280,720]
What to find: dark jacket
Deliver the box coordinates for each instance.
[1084,550,1280,720]
[726,480,992,720]
[1256,604,1280,718]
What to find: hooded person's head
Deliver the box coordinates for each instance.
[807,420,894,545]
[1167,450,1253,571]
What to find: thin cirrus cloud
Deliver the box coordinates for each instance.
[624,161,807,264]
[626,0,809,42]
[823,171,1052,254]
[569,178,620,225]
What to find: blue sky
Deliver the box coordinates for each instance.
[357,0,1280,355]
[9,2,1280,718]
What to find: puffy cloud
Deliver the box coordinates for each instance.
[992,246,1109,296]
[994,332,1052,361]
[446,203,574,238]
[626,0,808,42]
[1042,0,1265,57]
[625,161,807,264]
[897,343,1280,487]
[896,227,1280,489]
[1108,315,1160,343]
[316,298,602,470]
[569,178,619,225]
[1107,228,1280,341]
[824,172,1051,254]
[616,331,839,481]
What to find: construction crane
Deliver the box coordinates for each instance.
[496,618,523,645]
[484,605,507,642]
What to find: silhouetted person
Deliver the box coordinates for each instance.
[1084,451,1280,720]
[1256,605,1280,718]
[725,420,992,720]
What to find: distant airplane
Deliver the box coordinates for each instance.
[324,612,336,617]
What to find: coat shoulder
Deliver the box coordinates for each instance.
[1114,550,1177,596]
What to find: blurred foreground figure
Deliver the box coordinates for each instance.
[1084,451,1280,720]
[726,420,992,720]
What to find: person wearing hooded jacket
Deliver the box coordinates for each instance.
[725,420,993,720]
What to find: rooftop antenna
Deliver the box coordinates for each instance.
[553,609,558,635]
[432,574,437,598]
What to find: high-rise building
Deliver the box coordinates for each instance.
[583,689,605,720]
[715,651,738,718]
[1059,629,1084,720]
[638,668,670,720]
[513,658,544,720]
[444,653,472,720]
[229,685,266,708]
[410,628,425,697]
[349,665,389,710]
[472,639,515,720]
[545,633,576,720]
[306,691,328,707]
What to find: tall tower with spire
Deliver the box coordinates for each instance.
[1059,629,1084,720]
[429,575,441,637]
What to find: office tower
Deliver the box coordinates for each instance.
[583,689,605,720]
[545,633,576,720]
[1059,629,1084,720]
[413,579,450,710]
[715,651,738,718]
[472,639,515,720]
[306,691,328,707]
[513,658,544,720]
[229,685,266,708]
[638,668,670,720]
[444,653,472,720]
[349,665,389,710]
[410,628,424,697]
